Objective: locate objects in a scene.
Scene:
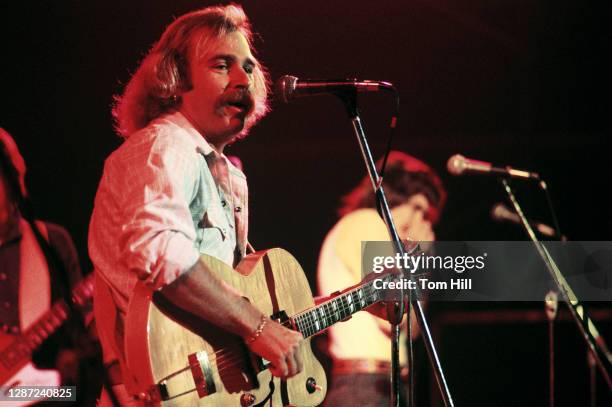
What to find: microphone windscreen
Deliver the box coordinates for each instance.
[490,203,512,222]
[446,154,466,176]
[275,75,298,103]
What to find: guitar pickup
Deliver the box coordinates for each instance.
[188,351,217,398]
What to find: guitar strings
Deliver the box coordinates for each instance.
[203,284,379,362]
[212,288,381,375]
[172,284,383,380]
[1,280,93,369]
[293,286,380,337]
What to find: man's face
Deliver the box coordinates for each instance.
[391,193,434,242]
[180,31,256,151]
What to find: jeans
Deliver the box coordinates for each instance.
[322,373,406,407]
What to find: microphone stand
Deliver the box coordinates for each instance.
[500,179,612,392]
[544,290,558,407]
[336,90,454,407]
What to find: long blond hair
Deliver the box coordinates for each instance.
[112,4,270,138]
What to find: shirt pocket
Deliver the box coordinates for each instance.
[199,203,229,243]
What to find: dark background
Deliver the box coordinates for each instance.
[1,1,610,405]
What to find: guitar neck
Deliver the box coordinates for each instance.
[0,274,94,376]
[291,274,392,339]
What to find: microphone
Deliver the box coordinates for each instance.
[447,154,540,180]
[490,203,565,240]
[275,75,394,103]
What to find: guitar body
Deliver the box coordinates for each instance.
[0,273,93,388]
[125,248,327,407]
[1,358,60,407]
[0,331,26,386]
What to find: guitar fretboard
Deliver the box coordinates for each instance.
[291,273,394,338]
[0,274,94,371]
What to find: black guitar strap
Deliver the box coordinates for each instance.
[252,379,275,407]
[262,253,291,406]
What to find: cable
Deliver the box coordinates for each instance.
[372,86,417,407]
[539,179,564,240]
[378,87,400,179]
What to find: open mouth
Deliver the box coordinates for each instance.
[223,92,254,115]
[227,100,250,111]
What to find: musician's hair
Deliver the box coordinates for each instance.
[112,4,270,138]
[339,151,446,223]
[0,128,28,198]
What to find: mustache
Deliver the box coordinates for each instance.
[220,89,254,114]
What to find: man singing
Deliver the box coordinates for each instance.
[89,5,302,405]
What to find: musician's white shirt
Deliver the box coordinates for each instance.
[89,111,248,317]
[89,111,248,369]
[317,209,408,364]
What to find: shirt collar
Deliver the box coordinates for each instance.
[161,110,216,156]
[160,110,246,179]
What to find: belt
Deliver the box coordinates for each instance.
[332,359,409,380]
[105,361,123,386]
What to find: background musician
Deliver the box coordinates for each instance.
[317,151,446,407]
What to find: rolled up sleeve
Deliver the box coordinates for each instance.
[90,129,201,293]
[120,133,201,290]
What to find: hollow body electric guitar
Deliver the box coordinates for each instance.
[124,248,392,406]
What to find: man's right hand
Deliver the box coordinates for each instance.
[247,320,304,379]
[160,260,304,379]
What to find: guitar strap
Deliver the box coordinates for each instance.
[262,254,291,407]
[252,379,275,407]
[246,241,256,254]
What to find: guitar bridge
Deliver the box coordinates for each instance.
[188,350,217,398]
